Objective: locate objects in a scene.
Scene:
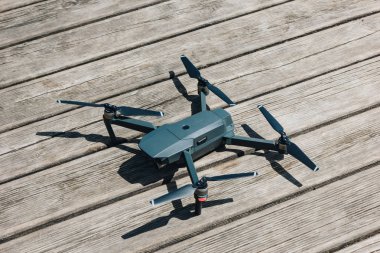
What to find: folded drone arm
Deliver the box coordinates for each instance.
[104,116,157,144]
[223,135,278,151]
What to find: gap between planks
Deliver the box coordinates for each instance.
[0,0,291,87]
[1,0,379,132]
[1,57,379,244]
[152,165,380,253]
[0,14,379,184]
[1,107,379,252]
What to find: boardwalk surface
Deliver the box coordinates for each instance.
[0,0,379,252]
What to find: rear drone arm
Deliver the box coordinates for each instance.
[223,135,279,152]
[103,113,157,144]
[57,100,163,145]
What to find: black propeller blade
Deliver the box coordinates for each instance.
[257,104,319,172]
[257,104,284,134]
[180,55,236,106]
[150,172,257,206]
[57,100,164,117]
[288,142,319,172]
[205,172,258,181]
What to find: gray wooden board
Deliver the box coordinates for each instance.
[0,0,288,87]
[1,106,379,252]
[1,56,379,242]
[1,0,379,131]
[0,14,379,183]
[335,234,380,253]
[157,166,380,253]
[0,0,165,48]
[0,0,44,13]
[2,11,379,154]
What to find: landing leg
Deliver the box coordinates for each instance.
[103,118,117,145]
[195,198,202,216]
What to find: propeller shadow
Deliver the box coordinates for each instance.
[121,197,233,240]
[36,131,135,146]
[241,124,303,188]
[170,71,210,115]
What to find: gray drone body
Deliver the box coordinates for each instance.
[139,109,234,167]
[57,55,318,216]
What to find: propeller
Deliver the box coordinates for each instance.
[57,100,164,117]
[180,55,236,106]
[257,104,319,172]
[150,172,257,206]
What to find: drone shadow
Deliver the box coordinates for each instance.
[170,71,210,115]
[117,153,180,186]
[122,192,233,240]
[35,131,137,147]
[241,124,303,188]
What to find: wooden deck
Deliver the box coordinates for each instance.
[0,0,379,252]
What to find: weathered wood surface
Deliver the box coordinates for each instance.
[1,56,378,240]
[0,0,287,88]
[0,0,44,13]
[0,0,379,252]
[157,166,380,253]
[335,234,380,253]
[1,106,379,252]
[0,0,165,48]
[1,0,379,131]
[1,13,379,183]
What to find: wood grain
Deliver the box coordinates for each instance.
[0,15,378,182]
[1,56,378,242]
[0,0,288,87]
[335,234,380,253]
[157,166,380,253]
[1,105,378,252]
[0,0,45,13]
[1,0,378,131]
[0,0,166,48]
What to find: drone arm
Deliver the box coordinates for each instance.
[224,135,278,151]
[103,117,157,145]
[109,117,157,133]
[200,91,207,112]
[183,150,199,185]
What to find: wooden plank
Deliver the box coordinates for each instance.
[0,0,288,87]
[0,0,167,48]
[1,57,379,242]
[0,0,44,13]
[156,166,380,253]
[335,234,380,253]
[1,104,379,252]
[0,14,379,182]
[2,11,379,155]
[1,0,378,130]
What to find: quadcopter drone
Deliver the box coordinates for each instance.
[57,55,318,215]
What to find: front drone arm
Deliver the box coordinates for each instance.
[223,135,278,151]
